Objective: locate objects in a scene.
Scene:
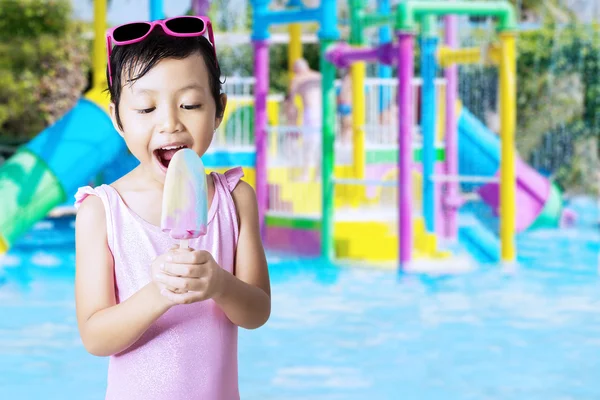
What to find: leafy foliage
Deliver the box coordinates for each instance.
[517,22,600,192]
[0,0,89,141]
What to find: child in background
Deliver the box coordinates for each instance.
[74,16,271,400]
[337,70,352,144]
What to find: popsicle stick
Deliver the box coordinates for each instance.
[179,239,189,249]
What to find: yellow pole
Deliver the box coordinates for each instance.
[351,62,366,204]
[499,32,517,262]
[287,23,302,173]
[93,0,107,90]
[288,24,302,83]
[436,82,446,142]
[437,46,482,68]
[267,98,280,157]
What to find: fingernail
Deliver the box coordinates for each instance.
[166,256,172,261]
[160,263,165,271]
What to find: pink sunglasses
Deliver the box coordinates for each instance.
[106,15,218,86]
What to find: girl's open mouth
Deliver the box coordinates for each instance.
[154,145,188,169]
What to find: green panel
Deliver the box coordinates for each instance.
[0,149,66,246]
[420,15,437,38]
[366,147,446,164]
[225,104,254,143]
[529,182,562,230]
[266,214,321,230]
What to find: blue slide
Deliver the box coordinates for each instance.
[456,107,563,263]
[0,97,128,253]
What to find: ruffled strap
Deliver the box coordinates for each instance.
[223,167,244,192]
[73,185,114,250]
[74,186,99,209]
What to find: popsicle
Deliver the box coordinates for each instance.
[161,148,208,249]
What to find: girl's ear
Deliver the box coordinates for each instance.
[109,102,125,138]
[214,93,228,130]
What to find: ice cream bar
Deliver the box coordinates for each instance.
[161,148,208,248]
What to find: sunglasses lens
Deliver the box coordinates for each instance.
[113,22,152,42]
[165,17,206,34]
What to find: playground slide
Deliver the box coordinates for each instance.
[0,97,124,254]
[457,107,564,261]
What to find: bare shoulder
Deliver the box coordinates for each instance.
[76,195,106,231]
[231,180,256,203]
[231,180,258,226]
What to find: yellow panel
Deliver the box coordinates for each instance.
[84,86,111,113]
[0,233,8,255]
[333,216,451,263]
[207,167,255,188]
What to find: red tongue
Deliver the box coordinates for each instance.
[162,148,180,161]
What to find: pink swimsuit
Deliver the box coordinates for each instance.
[74,168,243,400]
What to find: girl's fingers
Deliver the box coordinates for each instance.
[167,250,211,265]
[162,262,203,278]
[156,273,202,291]
[164,285,185,294]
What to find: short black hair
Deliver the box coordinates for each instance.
[107,29,224,131]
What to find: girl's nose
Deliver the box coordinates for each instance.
[159,106,183,134]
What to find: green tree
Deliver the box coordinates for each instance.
[0,0,89,142]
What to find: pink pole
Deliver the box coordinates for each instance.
[325,42,398,68]
[192,0,210,16]
[443,14,459,239]
[398,32,414,266]
[253,40,269,235]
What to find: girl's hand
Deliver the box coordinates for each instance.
[155,248,225,305]
[150,253,183,307]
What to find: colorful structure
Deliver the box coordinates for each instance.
[0,0,566,270]
[250,0,340,258]
[330,1,519,266]
[324,0,564,267]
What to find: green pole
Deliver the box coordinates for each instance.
[362,13,394,28]
[420,15,437,38]
[395,1,517,32]
[348,0,366,45]
[321,38,336,260]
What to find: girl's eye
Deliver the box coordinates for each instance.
[137,107,155,114]
[182,104,201,110]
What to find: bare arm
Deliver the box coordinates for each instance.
[75,196,171,357]
[212,181,271,329]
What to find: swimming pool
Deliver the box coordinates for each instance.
[1,197,600,399]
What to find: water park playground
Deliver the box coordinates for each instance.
[1,0,600,398]
[0,0,569,268]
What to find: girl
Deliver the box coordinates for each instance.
[74,16,270,400]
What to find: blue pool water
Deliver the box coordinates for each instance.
[1,197,600,399]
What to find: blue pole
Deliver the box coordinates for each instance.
[150,0,164,21]
[251,0,271,40]
[377,0,392,113]
[420,34,438,234]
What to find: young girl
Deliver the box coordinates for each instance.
[74,16,270,399]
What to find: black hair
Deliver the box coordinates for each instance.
[107,29,224,131]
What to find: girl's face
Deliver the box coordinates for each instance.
[110,53,226,185]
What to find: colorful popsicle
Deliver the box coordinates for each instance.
[161,148,208,249]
